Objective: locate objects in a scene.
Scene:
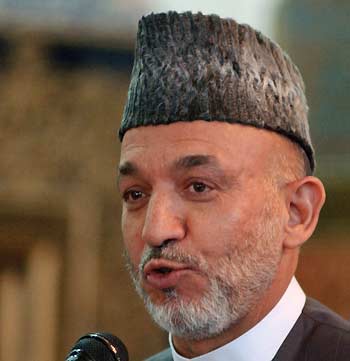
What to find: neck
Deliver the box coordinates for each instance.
[172,250,298,358]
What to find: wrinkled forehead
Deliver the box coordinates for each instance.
[119,121,293,175]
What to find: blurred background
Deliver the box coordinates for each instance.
[0,0,349,360]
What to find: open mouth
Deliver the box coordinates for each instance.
[153,267,172,274]
[143,259,189,275]
[143,259,191,289]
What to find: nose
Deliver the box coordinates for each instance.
[141,191,187,248]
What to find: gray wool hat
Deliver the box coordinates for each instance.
[119,11,315,172]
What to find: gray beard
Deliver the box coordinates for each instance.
[125,235,282,340]
[124,197,283,340]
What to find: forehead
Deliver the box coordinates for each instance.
[119,121,286,174]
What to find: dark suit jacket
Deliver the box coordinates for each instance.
[145,297,350,360]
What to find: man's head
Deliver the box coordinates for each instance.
[118,12,325,342]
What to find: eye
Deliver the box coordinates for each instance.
[189,182,211,193]
[184,179,217,201]
[123,189,146,203]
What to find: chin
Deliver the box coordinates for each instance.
[141,282,239,340]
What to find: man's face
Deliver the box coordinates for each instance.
[118,121,286,340]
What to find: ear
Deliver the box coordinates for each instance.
[283,176,326,249]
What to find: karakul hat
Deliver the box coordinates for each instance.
[119,11,315,172]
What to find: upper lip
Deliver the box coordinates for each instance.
[143,259,191,276]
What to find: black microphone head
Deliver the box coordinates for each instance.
[66,332,129,361]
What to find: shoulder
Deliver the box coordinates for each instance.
[302,297,350,359]
[275,297,350,361]
[144,348,173,361]
[302,297,350,332]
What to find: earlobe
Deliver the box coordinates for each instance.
[283,176,326,249]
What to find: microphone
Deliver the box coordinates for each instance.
[65,332,129,361]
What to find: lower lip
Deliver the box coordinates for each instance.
[145,269,191,290]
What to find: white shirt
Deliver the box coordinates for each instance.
[169,277,306,361]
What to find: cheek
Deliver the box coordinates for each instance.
[187,193,266,257]
[121,210,145,268]
[188,204,243,256]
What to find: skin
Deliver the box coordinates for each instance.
[118,120,326,358]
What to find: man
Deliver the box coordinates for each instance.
[117,11,350,360]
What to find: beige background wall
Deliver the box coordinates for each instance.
[0,28,166,361]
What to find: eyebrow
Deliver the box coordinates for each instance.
[118,154,225,183]
[118,161,139,177]
[174,154,220,170]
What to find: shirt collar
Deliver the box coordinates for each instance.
[169,277,306,361]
